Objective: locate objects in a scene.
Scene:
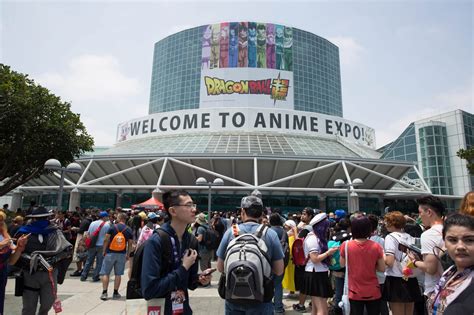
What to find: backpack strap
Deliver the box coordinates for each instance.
[156,229,172,277]
[255,224,267,239]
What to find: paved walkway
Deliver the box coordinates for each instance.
[5,262,312,314]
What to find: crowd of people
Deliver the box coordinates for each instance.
[0,189,472,315]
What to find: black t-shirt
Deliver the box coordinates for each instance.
[78,218,92,234]
[106,223,133,254]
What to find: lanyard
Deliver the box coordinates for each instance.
[169,236,180,270]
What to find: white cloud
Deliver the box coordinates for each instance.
[36,54,141,103]
[375,80,473,147]
[327,36,365,67]
[34,54,146,146]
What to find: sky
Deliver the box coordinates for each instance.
[1,0,472,148]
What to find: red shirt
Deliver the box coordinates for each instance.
[340,240,383,300]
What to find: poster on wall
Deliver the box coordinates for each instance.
[200,22,294,109]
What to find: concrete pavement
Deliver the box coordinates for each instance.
[5,262,312,314]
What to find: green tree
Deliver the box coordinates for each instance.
[0,64,94,196]
[457,146,474,175]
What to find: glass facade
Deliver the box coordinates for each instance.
[149,24,343,117]
[462,111,474,188]
[419,124,453,195]
[380,123,418,179]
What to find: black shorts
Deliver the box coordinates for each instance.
[294,265,305,291]
[301,271,333,298]
[382,276,422,303]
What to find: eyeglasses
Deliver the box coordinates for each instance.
[173,204,197,209]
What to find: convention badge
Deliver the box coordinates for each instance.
[171,290,185,315]
[52,298,62,313]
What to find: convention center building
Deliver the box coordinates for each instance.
[14,22,472,213]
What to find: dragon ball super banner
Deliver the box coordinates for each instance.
[201,22,294,109]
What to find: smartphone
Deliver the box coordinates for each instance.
[202,268,217,276]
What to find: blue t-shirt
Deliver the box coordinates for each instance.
[87,219,110,246]
[106,223,133,254]
[216,222,284,262]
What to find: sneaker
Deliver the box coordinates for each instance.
[292,304,306,312]
[92,277,100,282]
[100,292,108,301]
[112,292,121,300]
[80,277,87,282]
[70,270,82,277]
[283,293,298,299]
[274,309,285,314]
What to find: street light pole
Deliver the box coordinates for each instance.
[196,177,224,224]
[44,159,82,211]
[334,178,364,213]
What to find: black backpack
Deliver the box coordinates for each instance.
[203,226,220,250]
[126,228,198,299]
[280,230,290,268]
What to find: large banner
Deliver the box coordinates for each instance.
[116,108,376,148]
[200,68,294,109]
[200,22,294,109]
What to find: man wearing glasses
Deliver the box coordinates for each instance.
[141,190,213,315]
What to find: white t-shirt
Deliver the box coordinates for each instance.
[384,232,416,278]
[421,224,444,295]
[303,232,329,272]
[370,235,386,284]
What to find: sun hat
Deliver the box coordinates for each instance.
[26,207,54,218]
[309,212,328,226]
[195,213,207,225]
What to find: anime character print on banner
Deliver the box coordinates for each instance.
[200,22,294,109]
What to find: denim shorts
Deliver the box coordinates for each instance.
[99,253,126,276]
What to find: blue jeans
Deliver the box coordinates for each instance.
[334,275,345,308]
[225,301,274,314]
[81,246,104,280]
[273,274,284,312]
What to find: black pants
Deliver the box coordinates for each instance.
[349,299,381,315]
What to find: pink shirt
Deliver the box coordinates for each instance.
[340,240,383,300]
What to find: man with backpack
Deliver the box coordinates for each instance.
[99,213,133,300]
[195,212,218,274]
[216,195,284,314]
[81,211,110,282]
[140,190,213,314]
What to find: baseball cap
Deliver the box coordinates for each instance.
[335,209,347,219]
[148,212,158,220]
[241,195,263,209]
[99,211,109,218]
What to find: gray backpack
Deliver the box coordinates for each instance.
[218,224,274,304]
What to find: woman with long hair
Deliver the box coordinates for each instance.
[301,213,338,315]
[426,213,474,314]
[383,211,422,315]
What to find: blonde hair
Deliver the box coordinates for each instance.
[459,191,474,217]
[0,211,9,238]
